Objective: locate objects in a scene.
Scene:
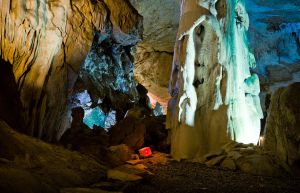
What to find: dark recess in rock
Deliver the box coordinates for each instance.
[0,59,25,134]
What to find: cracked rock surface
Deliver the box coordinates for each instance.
[0,0,142,140]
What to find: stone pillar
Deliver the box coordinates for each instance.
[167,0,263,160]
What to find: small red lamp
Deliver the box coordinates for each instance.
[139,147,152,157]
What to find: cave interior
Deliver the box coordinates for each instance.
[0,0,300,193]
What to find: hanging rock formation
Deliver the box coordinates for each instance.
[129,0,181,112]
[0,0,142,140]
[246,0,300,113]
[167,0,263,160]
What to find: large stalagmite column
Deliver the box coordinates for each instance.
[167,0,263,160]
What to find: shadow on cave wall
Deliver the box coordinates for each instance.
[0,59,25,133]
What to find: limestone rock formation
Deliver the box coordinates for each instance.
[264,82,300,172]
[247,0,300,75]
[0,0,142,140]
[246,0,300,113]
[78,32,139,113]
[109,115,146,151]
[130,0,181,111]
[0,120,106,193]
[167,0,263,160]
[260,63,300,99]
[197,142,286,176]
[109,106,168,152]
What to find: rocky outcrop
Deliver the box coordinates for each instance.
[0,0,142,140]
[78,32,139,113]
[264,83,300,172]
[259,63,300,98]
[0,120,106,193]
[109,107,168,152]
[129,0,181,111]
[109,108,147,150]
[196,142,286,176]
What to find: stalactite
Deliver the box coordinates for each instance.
[167,0,263,160]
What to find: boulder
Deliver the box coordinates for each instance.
[109,116,146,151]
[110,108,168,151]
[220,158,236,170]
[107,169,142,182]
[227,151,243,161]
[194,141,287,176]
[108,144,135,163]
[0,120,107,192]
[236,154,282,176]
[264,82,300,171]
[205,155,226,167]
[0,166,56,193]
[143,115,169,152]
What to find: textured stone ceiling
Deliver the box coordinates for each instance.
[246,0,300,96]
[247,0,300,24]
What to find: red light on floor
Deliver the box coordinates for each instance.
[139,147,152,157]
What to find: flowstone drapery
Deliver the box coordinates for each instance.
[167,0,263,160]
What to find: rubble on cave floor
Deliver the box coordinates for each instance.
[56,151,300,193]
[1,118,300,193]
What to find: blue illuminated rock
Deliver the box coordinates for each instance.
[167,0,263,160]
[0,0,142,140]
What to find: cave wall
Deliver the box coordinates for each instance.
[0,0,142,140]
[129,0,300,114]
[129,0,181,112]
[264,83,300,170]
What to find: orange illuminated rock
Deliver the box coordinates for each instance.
[139,147,152,157]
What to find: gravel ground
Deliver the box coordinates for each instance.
[124,160,300,193]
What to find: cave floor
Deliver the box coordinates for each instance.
[122,155,300,193]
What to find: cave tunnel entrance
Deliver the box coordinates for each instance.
[62,31,165,140]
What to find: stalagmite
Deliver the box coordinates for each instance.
[167,0,263,160]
